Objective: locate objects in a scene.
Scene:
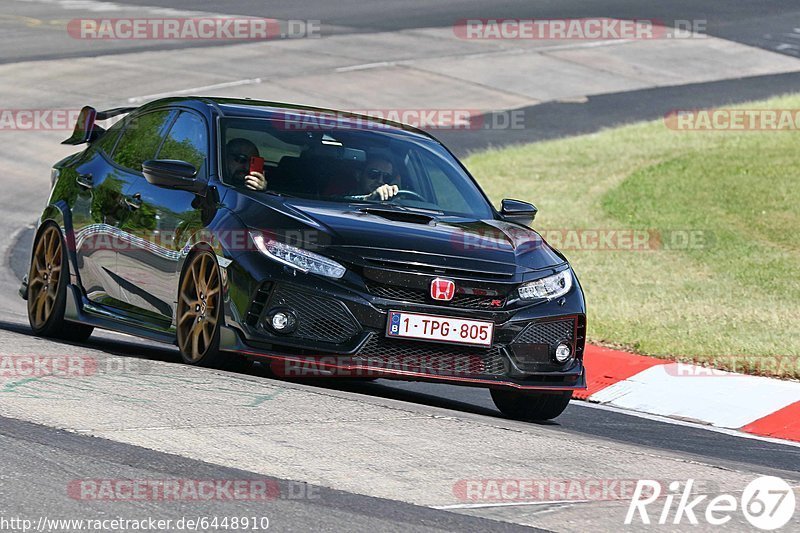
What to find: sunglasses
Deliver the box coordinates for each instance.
[366,168,394,182]
[229,153,250,164]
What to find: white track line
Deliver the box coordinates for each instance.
[434,499,590,510]
[127,78,263,103]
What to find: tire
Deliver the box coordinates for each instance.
[176,250,248,371]
[491,389,572,421]
[27,223,94,342]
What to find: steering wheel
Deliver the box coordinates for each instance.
[389,189,425,202]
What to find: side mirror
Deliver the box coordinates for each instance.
[500,198,538,226]
[142,160,204,193]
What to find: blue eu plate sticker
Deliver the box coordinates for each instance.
[390,313,401,334]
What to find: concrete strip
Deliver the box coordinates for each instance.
[590,363,800,429]
[412,51,651,101]
[1,19,799,115]
[271,65,535,110]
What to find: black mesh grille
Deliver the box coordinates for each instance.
[365,282,505,310]
[353,334,508,376]
[510,318,576,372]
[367,283,424,303]
[514,319,575,344]
[268,285,361,344]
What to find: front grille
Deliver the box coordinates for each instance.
[510,318,576,372]
[363,257,513,280]
[265,285,361,344]
[365,282,505,310]
[353,334,508,376]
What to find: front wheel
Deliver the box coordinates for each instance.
[27,223,93,342]
[176,250,248,371]
[491,389,572,421]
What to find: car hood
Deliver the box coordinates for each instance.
[237,196,565,276]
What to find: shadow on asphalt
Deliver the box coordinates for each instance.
[0,318,539,425]
[3,319,800,474]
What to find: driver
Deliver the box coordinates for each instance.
[347,155,400,201]
[225,138,267,191]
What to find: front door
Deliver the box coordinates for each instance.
[115,110,210,325]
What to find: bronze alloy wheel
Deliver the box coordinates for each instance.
[177,251,223,364]
[27,225,62,330]
[27,223,93,341]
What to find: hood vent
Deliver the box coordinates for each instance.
[361,208,434,225]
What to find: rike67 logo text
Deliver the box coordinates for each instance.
[626,477,796,530]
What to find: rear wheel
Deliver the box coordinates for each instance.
[491,389,572,421]
[176,250,247,370]
[27,223,93,342]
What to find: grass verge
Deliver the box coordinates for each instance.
[464,94,800,378]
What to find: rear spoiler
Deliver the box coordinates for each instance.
[62,105,137,145]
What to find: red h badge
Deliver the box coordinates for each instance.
[430,278,456,301]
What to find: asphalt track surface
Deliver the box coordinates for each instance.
[2,1,800,531]
[4,0,800,62]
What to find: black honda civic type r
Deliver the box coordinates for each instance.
[21,97,586,420]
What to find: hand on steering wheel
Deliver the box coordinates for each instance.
[388,189,425,202]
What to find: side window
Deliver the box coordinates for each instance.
[112,110,172,172]
[158,111,208,176]
[94,118,125,157]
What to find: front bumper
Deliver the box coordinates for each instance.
[219,258,587,391]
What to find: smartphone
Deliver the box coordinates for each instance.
[249,156,265,175]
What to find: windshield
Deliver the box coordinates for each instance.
[219,116,495,219]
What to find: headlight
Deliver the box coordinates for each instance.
[518,269,573,300]
[249,231,346,279]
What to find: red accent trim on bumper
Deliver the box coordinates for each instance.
[226,348,586,391]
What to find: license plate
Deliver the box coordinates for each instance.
[386,311,494,347]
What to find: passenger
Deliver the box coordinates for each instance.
[225,138,267,191]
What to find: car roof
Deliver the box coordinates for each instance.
[137,96,439,143]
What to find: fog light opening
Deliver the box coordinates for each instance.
[266,308,297,334]
[554,342,572,363]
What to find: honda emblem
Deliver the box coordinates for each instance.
[430,278,456,301]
